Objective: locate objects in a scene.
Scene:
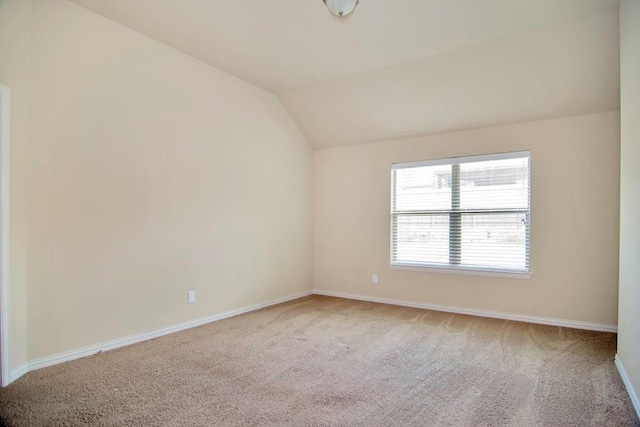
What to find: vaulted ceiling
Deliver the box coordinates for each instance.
[70,0,620,148]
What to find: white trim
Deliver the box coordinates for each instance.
[390,262,531,279]
[5,289,623,385]
[615,355,640,420]
[312,289,617,333]
[0,83,10,387]
[9,363,27,384]
[392,150,530,169]
[11,291,311,378]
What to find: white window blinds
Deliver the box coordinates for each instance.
[391,151,530,273]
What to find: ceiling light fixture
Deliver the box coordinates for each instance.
[323,0,359,17]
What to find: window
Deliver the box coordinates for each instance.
[391,151,530,277]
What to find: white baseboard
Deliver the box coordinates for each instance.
[8,289,620,386]
[13,290,312,382]
[9,363,28,384]
[615,355,640,420]
[312,289,618,333]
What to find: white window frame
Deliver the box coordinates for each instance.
[390,151,531,279]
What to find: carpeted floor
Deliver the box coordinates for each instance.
[0,295,638,426]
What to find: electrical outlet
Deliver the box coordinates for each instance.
[372,274,378,284]
[188,291,196,304]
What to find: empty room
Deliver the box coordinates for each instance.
[0,0,639,425]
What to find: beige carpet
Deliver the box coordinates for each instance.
[0,295,637,426]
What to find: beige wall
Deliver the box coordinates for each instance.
[0,0,628,386]
[24,0,312,360]
[314,112,620,326]
[0,0,31,374]
[618,0,640,409]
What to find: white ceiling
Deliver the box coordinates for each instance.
[70,0,617,94]
[69,0,620,148]
[283,8,620,148]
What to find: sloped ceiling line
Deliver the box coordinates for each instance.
[69,0,620,148]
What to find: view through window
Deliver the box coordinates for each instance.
[391,151,530,273]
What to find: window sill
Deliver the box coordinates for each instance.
[389,262,532,279]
